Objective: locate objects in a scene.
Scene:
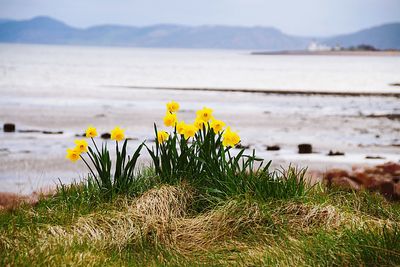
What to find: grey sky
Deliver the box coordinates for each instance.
[0,0,399,36]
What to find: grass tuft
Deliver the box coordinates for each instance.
[1,170,400,266]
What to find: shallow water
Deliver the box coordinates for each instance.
[1,43,400,93]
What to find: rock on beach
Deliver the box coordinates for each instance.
[324,162,400,200]
[3,123,16,132]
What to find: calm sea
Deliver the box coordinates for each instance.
[0,43,399,93]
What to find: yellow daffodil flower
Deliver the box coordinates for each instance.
[166,101,180,113]
[157,131,169,143]
[196,107,213,122]
[222,127,240,147]
[66,148,80,162]
[74,139,88,153]
[176,121,187,135]
[85,125,98,138]
[210,119,226,133]
[163,112,177,127]
[183,124,197,140]
[111,127,125,141]
[194,117,207,131]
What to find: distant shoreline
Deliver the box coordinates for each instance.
[251,50,400,56]
[108,85,400,98]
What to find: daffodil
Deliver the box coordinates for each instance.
[163,112,177,127]
[74,139,88,153]
[111,127,125,141]
[166,101,180,113]
[194,117,207,131]
[183,124,197,140]
[222,127,240,147]
[157,131,169,143]
[85,125,98,138]
[196,107,213,122]
[210,119,226,133]
[176,121,187,135]
[66,148,80,162]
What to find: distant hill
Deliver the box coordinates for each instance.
[0,17,77,44]
[0,19,12,24]
[323,23,400,50]
[0,16,309,50]
[0,16,399,50]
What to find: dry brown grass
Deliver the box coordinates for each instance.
[4,184,400,266]
[37,184,266,257]
[37,185,397,250]
[271,201,397,234]
[135,183,194,221]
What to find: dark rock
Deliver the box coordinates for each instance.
[266,145,280,151]
[75,133,87,137]
[235,143,250,149]
[18,129,41,133]
[101,132,111,139]
[126,137,139,141]
[298,144,312,154]
[3,123,15,132]
[366,155,386,159]
[327,150,345,156]
[42,131,63,135]
[366,114,400,121]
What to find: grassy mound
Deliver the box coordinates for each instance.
[1,169,400,266]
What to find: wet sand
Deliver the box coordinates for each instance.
[1,85,399,193]
[108,85,400,98]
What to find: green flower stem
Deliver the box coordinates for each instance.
[91,137,100,154]
[79,154,100,188]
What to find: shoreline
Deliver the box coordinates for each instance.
[251,50,400,57]
[107,85,400,98]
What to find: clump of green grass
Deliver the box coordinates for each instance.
[1,174,400,266]
[147,124,308,209]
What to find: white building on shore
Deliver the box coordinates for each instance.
[307,41,332,51]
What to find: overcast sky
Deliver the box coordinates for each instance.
[0,0,399,36]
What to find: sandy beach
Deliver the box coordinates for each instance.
[0,44,399,193]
